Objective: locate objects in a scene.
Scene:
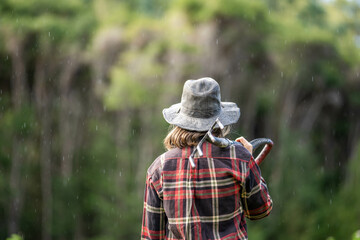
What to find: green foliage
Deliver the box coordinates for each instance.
[174,0,268,24]
[260,128,323,239]
[6,234,23,240]
[330,143,360,239]
[1,0,360,239]
[298,0,326,27]
[105,49,164,110]
[1,105,35,137]
[0,0,96,51]
[353,230,360,240]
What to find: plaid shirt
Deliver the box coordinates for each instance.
[141,142,272,240]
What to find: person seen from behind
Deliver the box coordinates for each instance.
[141,77,273,239]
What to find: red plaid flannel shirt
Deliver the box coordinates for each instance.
[141,142,272,240]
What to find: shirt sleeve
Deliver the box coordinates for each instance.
[241,156,273,220]
[141,175,167,239]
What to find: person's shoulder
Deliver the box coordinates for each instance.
[147,147,182,176]
[231,143,252,161]
[207,141,252,162]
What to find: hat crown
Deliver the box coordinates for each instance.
[180,78,221,118]
[162,77,240,132]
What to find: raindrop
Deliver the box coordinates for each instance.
[96,125,98,131]
[312,76,314,82]
[216,39,219,45]
[329,199,332,205]
[119,171,122,177]
[49,32,51,37]
[317,224,320,230]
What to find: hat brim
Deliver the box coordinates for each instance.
[162,102,240,132]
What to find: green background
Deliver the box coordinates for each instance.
[0,0,360,239]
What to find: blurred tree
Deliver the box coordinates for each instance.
[0,0,95,239]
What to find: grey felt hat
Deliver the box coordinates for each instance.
[162,77,240,131]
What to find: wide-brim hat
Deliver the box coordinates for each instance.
[162,77,240,132]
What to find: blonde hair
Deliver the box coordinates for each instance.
[164,125,230,150]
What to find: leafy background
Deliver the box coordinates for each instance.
[0,0,360,239]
